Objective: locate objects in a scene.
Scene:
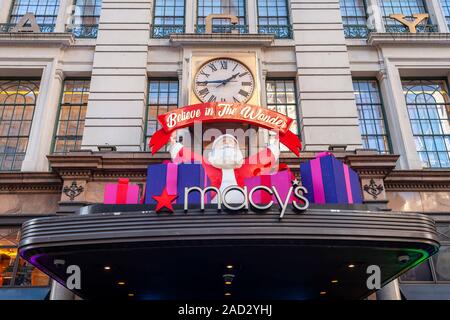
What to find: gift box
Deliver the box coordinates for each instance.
[244,167,294,204]
[104,178,140,204]
[145,163,209,204]
[300,152,363,204]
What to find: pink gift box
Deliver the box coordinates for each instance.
[104,178,140,204]
[245,169,294,204]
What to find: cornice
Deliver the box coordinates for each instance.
[169,33,274,47]
[0,32,74,47]
[385,170,450,191]
[0,172,62,193]
[368,32,450,46]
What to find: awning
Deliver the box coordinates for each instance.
[19,205,440,300]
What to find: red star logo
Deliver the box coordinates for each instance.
[152,188,178,213]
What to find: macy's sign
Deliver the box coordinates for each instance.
[183,184,309,219]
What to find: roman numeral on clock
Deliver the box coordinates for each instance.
[239,72,249,78]
[220,60,227,69]
[233,96,240,102]
[208,95,217,102]
[208,63,217,72]
[198,88,209,97]
[200,71,210,78]
[239,89,249,97]
[241,82,252,86]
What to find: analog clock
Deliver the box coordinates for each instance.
[194,58,255,103]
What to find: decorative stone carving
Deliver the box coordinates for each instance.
[62,181,84,201]
[363,179,385,200]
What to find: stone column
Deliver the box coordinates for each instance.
[54,0,72,32]
[185,0,195,33]
[0,0,13,23]
[49,280,75,300]
[81,0,151,151]
[366,0,386,32]
[425,0,449,32]
[290,0,363,151]
[376,279,401,300]
[377,63,422,169]
[22,66,65,172]
[247,0,258,34]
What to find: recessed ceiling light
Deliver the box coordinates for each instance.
[224,293,231,296]
[104,266,111,270]
[348,264,355,268]
[320,291,327,295]
[225,281,232,285]
[331,280,338,284]
[128,293,134,297]
[117,281,125,285]
[226,265,233,269]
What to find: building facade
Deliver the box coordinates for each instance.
[0,0,449,299]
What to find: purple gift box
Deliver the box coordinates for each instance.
[300,152,363,204]
[145,163,209,204]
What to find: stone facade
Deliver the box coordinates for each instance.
[0,0,450,300]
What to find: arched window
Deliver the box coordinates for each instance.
[0,80,39,171]
[403,80,450,168]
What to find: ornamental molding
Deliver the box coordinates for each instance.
[0,32,74,47]
[169,33,274,47]
[0,172,62,194]
[385,170,450,191]
[368,32,450,46]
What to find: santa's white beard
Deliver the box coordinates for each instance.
[208,146,245,203]
[208,146,243,170]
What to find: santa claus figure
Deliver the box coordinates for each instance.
[169,133,280,203]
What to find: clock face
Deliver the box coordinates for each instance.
[194,58,255,103]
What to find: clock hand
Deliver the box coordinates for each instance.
[196,80,226,84]
[216,73,240,88]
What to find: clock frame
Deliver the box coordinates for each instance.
[193,57,255,104]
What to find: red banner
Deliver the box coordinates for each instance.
[149,102,302,156]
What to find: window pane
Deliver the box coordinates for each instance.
[197,0,246,31]
[442,0,450,29]
[380,0,429,29]
[353,80,391,154]
[152,0,185,37]
[53,80,90,155]
[9,0,60,25]
[146,79,179,151]
[69,0,101,37]
[403,80,450,168]
[0,80,39,171]
[266,79,299,153]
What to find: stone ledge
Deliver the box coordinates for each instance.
[368,32,450,46]
[385,170,450,191]
[0,32,74,47]
[0,172,62,193]
[169,33,274,46]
